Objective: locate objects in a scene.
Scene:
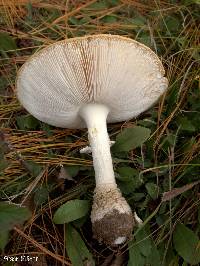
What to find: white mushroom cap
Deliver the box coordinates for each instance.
[16,34,168,128]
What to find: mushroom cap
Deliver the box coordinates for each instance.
[16,34,168,128]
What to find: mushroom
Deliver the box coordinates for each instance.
[16,34,168,246]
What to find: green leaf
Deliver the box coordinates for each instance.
[16,114,40,130]
[145,241,161,266]
[25,161,43,177]
[127,16,147,27]
[0,202,31,231]
[101,15,117,23]
[112,126,151,152]
[145,183,159,200]
[116,167,143,194]
[0,32,17,52]
[135,227,152,257]
[128,240,145,266]
[0,202,31,250]
[68,17,80,25]
[131,193,145,201]
[158,243,176,266]
[177,116,196,132]
[53,200,90,224]
[117,167,138,181]
[65,224,94,266]
[0,230,9,250]
[64,165,80,177]
[87,1,108,10]
[173,223,200,265]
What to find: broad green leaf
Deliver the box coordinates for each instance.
[131,193,145,201]
[128,240,145,266]
[116,167,143,194]
[53,200,90,224]
[117,167,138,180]
[68,16,90,26]
[101,15,117,23]
[112,126,151,152]
[87,1,108,10]
[68,17,80,25]
[78,17,91,24]
[0,202,31,250]
[173,223,200,265]
[160,134,176,148]
[25,161,43,177]
[145,183,159,200]
[145,241,161,266]
[158,243,176,266]
[135,227,152,257]
[64,165,80,177]
[16,114,40,130]
[0,32,17,51]
[65,224,94,266]
[177,116,196,132]
[127,16,147,27]
[117,181,134,195]
[125,11,147,33]
[0,230,9,250]
[0,202,31,231]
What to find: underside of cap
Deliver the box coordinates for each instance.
[16,34,168,128]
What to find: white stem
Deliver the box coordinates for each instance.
[79,103,116,187]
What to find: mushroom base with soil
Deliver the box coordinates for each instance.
[91,185,134,245]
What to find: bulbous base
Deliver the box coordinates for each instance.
[91,185,134,246]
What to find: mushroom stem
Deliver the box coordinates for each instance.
[79,103,116,187]
[79,103,134,245]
